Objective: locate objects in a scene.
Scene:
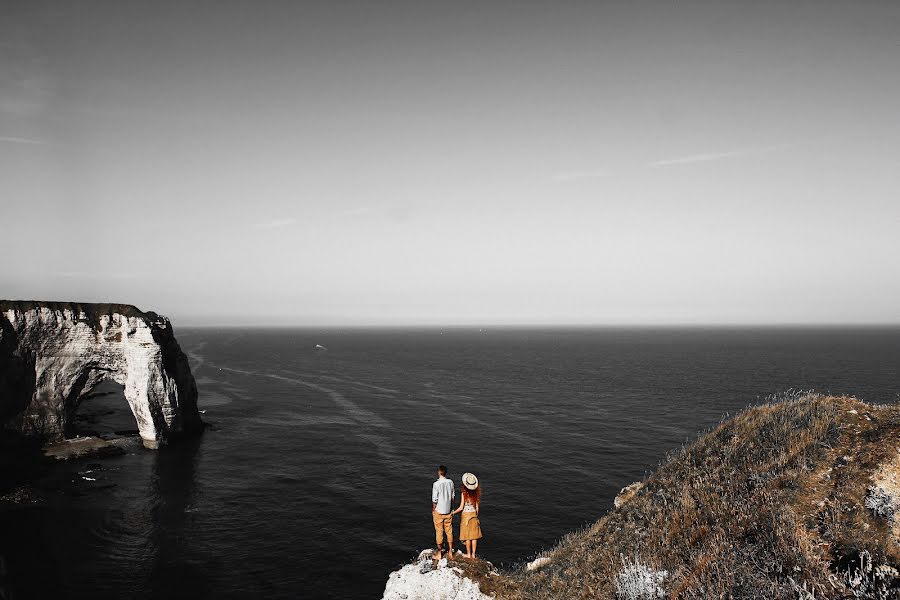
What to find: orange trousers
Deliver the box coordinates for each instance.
[432,512,453,547]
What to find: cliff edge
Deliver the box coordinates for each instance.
[385,394,900,599]
[0,301,201,449]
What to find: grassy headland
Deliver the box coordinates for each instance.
[454,394,900,599]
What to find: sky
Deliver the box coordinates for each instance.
[1,0,899,326]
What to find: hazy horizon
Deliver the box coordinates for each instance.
[173,321,900,329]
[3,1,899,326]
[6,297,900,328]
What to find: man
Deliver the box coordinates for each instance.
[431,465,455,560]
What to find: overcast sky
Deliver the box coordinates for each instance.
[2,1,899,326]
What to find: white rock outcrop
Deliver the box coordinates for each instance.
[614,482,644,508]
[526,556,552,571]
[0,301,201,449]
[382,550,492,600]
[866,449,900,536]
[615,557,668,600]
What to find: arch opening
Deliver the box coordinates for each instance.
[70,378,140,439]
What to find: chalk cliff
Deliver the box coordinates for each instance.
[382,551,493,600]
[0,301,201,449]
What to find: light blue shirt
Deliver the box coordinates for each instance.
[432,477,455,514]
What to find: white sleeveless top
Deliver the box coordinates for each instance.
[463,502,477,513]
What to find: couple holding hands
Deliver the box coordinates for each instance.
[431,466,482,561]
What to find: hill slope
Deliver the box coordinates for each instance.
[451,394,900,599]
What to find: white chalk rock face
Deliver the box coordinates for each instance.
[614,482,644,508]
[526,556,552,571]
[0,301,201,449]
[382,552,492,600]
[866,449,900,536]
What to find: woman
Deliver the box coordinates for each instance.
[452,472,482,559]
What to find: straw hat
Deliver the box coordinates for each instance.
[462,472,479,490]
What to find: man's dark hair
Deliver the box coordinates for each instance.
[438,465,447,476]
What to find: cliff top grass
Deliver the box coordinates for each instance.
[0,301,159,323]
[477,393,900,599]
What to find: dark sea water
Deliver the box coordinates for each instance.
[2,327,900,599]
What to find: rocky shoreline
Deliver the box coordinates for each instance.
[1,300,203,513]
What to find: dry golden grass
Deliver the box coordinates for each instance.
[446,555,521,597]
[489,394,900,599]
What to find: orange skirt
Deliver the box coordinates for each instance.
[460,512,483,541]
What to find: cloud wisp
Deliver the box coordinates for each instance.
[648,143,796,168]
[253,217,297,230]
[648,151,741,168]
[0,135,55,146]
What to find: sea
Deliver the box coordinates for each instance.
[2,327,900,599]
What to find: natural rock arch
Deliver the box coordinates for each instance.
[0,301,202,449]
[69,378,135,437]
